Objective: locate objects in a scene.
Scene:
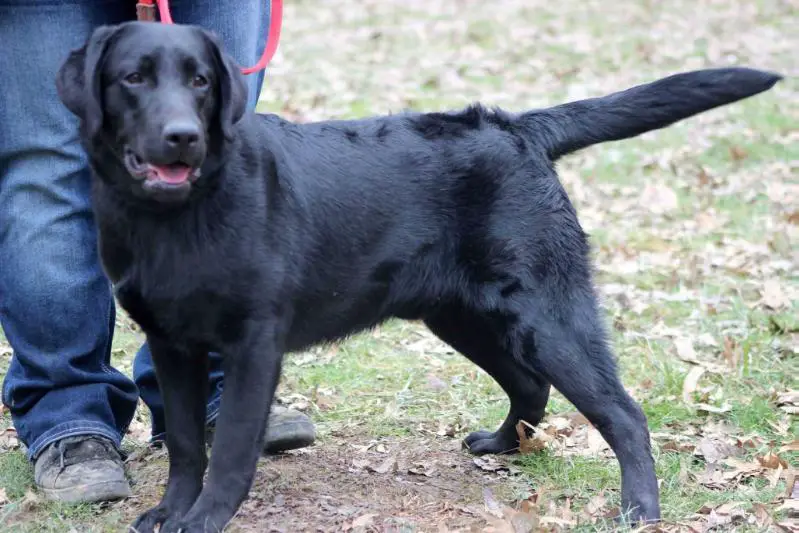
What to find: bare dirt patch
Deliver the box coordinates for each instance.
[117,434,518,533]
[237,437,512,532]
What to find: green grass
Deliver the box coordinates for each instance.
[0,451,33,501]
[1,0,797,530]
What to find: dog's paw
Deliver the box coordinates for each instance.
[130,504,183,533]
[617,495,662,526]
[462,429,519,455]
[170,515,226,533]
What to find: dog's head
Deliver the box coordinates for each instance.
[56,21,248,204]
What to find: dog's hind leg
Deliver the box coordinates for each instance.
[512,294,660,523]
[424,305,551,455]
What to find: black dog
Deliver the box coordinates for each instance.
[56,21,780,533]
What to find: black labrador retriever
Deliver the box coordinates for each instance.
[55,21,780,533]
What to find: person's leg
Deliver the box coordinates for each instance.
[132,0,315,452]
[133,343,224,440]
[0,0,139,501]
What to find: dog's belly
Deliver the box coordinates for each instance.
[283,255,450,352]
[285,283,395,352]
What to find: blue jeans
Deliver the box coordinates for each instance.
[0,0,269,459]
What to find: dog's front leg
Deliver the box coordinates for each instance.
[175,321,283,533]
[131,338,209,533]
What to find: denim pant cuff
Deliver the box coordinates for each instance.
[205,395,221,427]
[27,421,123,461]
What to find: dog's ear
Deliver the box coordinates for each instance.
[200,29,249,141]
[56,25,119,138]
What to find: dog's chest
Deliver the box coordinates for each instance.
[112,245,260,349]
[115,276,253,349]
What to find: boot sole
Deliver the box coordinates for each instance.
[40,479,132,503]
[264,420,316,453]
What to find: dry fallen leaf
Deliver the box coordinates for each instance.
[372,455,398,475]
[640,183,679,215]
[473,456,509,473]
[675,337,699,364]
[682,365,706,404]
[775,498,799,516]
[777,390,799,415]
[0,427,20,451]
[671,337,728,376]
[696,437,736,469]
[351,457,371,471]
[437,420,463,438]
[519,491,545,513]
[531,413,616,460]
[541,497,576,528]
[729,145,748,162]
[768,419,791,436]
[721,337,741,369]
[583,493,608,519]
[720,457,766,484]
[786,470,799,499]
[515,420,551,454]
[126,418,151,444]
[699,463,750,490]
[541,416,573,437]
[478,488,539,533]
[569,412,590,427]
[407,461,437,477]
[479,522,515,533]
[661,440,696,453]
[483,487,505,519]
[761,279,790,310]
[425,373,448,392]
[757,452,789,470]
[777,520,799,533]
[585,427,610,455]
[770,464,785,489]
[714,502,748,517]
[0,487,8,505]
[752,502,777,529]
[701,501,748,531]
[350,512,379,529]
[695,402,732,414]
[19,490,40,512]
[735,436,760,450]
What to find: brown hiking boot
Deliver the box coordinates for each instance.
[33,436,131,503]
[262,404,316,454]
[206,404,316,454]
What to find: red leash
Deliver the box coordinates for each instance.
[135,0,282,75]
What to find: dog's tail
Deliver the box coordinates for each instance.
[523,67,782,161]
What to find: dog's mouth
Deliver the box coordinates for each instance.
[124,149,201,186]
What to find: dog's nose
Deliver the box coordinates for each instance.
[163,121,200,149]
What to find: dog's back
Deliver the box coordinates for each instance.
[255,67,782,352]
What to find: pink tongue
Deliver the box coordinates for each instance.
[152,165,191,184]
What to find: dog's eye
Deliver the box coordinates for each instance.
[191,75,209,88]
[124,72,144,85]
